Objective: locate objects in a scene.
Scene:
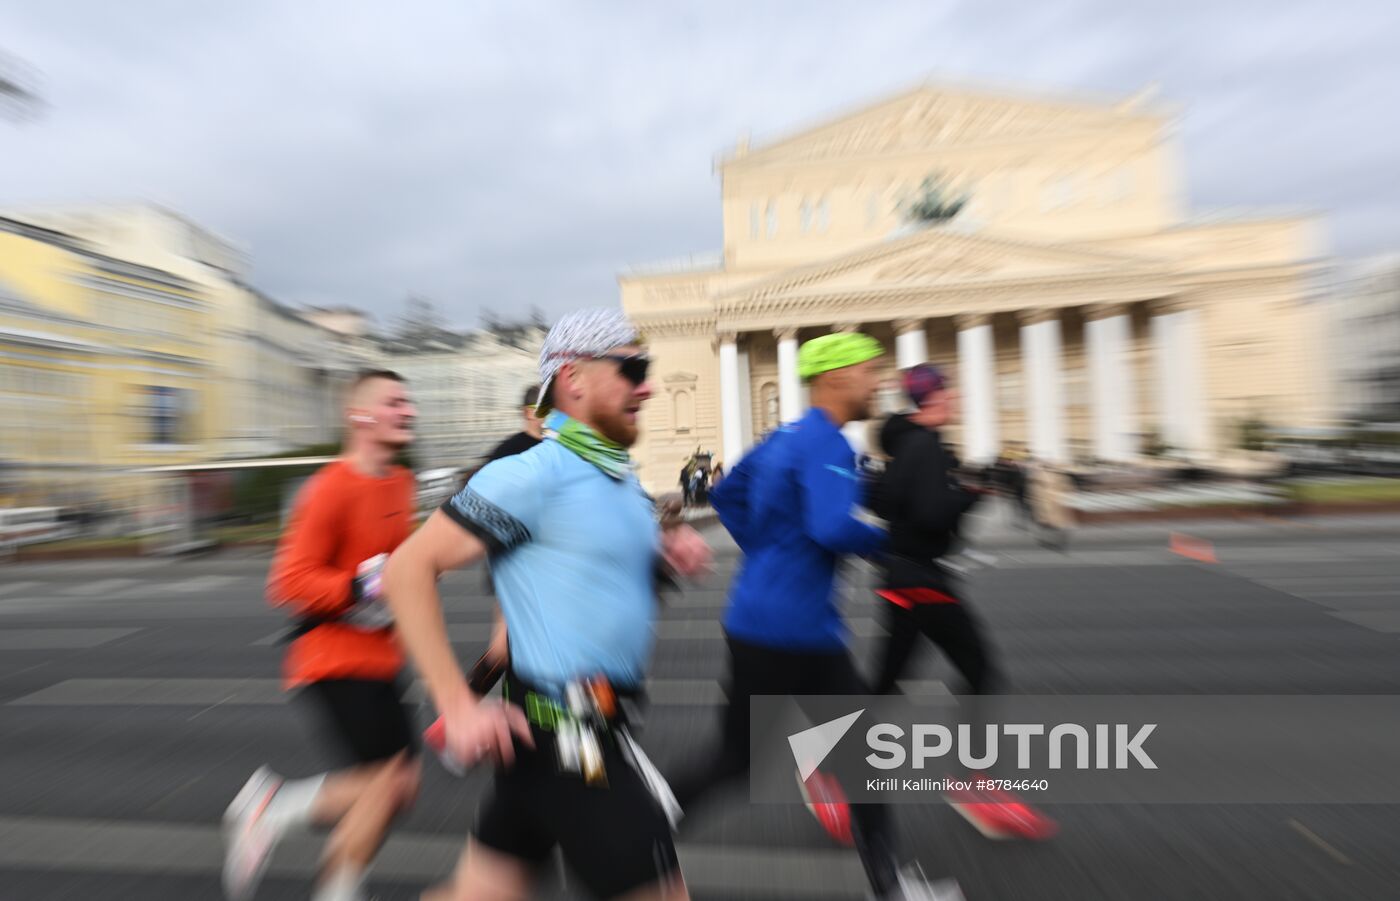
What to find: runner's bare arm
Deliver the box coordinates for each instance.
[383,510,488,709]
[385,510,531,765]
[661,524,712,579]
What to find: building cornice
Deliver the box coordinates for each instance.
[1177,262,1320,291]
[716,230,1165,308]
[716,269,1176,331]
[631,314,718,339]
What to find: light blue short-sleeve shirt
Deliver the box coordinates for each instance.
[441,440,659,695]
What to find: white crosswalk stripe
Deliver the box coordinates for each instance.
[155,575,238,593]
[0,815,867,897]
[8,676,947,708]
[0,628,142,650]
[60,578,136,597]
[252,617,886,646]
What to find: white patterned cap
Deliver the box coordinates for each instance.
[536,307,641,413]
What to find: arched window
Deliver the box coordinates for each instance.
[799,199,812,234]
[816,198,830,233]
[674,390,693,434]
[765,201,778,238]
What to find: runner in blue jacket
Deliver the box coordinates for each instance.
[669,332,951,900]
[718,402,886,649]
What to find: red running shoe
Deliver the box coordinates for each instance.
[945,786,1058,841]
[796,768,854,846]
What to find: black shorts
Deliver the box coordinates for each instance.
[298,678,418,767]
[473,724,680,899]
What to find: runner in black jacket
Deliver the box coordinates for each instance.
[871,364,1057,842]
[870,365,993,696]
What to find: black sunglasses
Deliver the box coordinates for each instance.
[593,353,651,386]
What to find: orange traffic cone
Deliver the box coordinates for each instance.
[1169,532,1217,563]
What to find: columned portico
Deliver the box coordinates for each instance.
[1019,309,1067,462]
[775,326,802,423]
[956,312,998,464]
[1085,303,1138,461]
[894,318,928,369]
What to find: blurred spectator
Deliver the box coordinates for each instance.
[680,457,694,506]
[690,462,710,507]
[482,385,544,463]
[1029,460,1075,552]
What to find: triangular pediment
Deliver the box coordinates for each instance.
[722,229,1163,304]
[727,83,1148,168]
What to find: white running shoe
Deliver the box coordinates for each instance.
[222,766,286,901]
[876,864,965,901]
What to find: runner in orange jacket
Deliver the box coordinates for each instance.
[222,370,421,901]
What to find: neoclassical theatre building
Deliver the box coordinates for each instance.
[620,83,1331,493]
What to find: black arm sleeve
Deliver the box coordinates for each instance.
[901,437,978,534]
[872,441,912,522]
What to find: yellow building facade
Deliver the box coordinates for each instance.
[12,205,361,459]
[0,217,214,507]
[621,84,1331,492]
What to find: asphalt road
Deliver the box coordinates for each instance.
[3,504,1400,899]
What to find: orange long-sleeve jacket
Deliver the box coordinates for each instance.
[266,459,415,688]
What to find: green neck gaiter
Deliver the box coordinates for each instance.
[545,410,632,481]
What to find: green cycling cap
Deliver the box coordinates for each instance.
[797,332,884,379]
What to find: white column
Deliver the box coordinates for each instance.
[736,340,754,449]
[894,318,928,369]
[1019,310,1066,462]
[1152,302,1209,458]
[1181,308,1208,456]
[719,333,744,467]
[1152,309,1180,454]
[775,328,802,423]
[1086,304,1138,461]
[956,313,998,464]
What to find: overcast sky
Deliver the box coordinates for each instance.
[3,1,1398,327]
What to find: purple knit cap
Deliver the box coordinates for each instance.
[902,363,948,406]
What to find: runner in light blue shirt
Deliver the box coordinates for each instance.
[382,308,711,901]
[442,420,659,694]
